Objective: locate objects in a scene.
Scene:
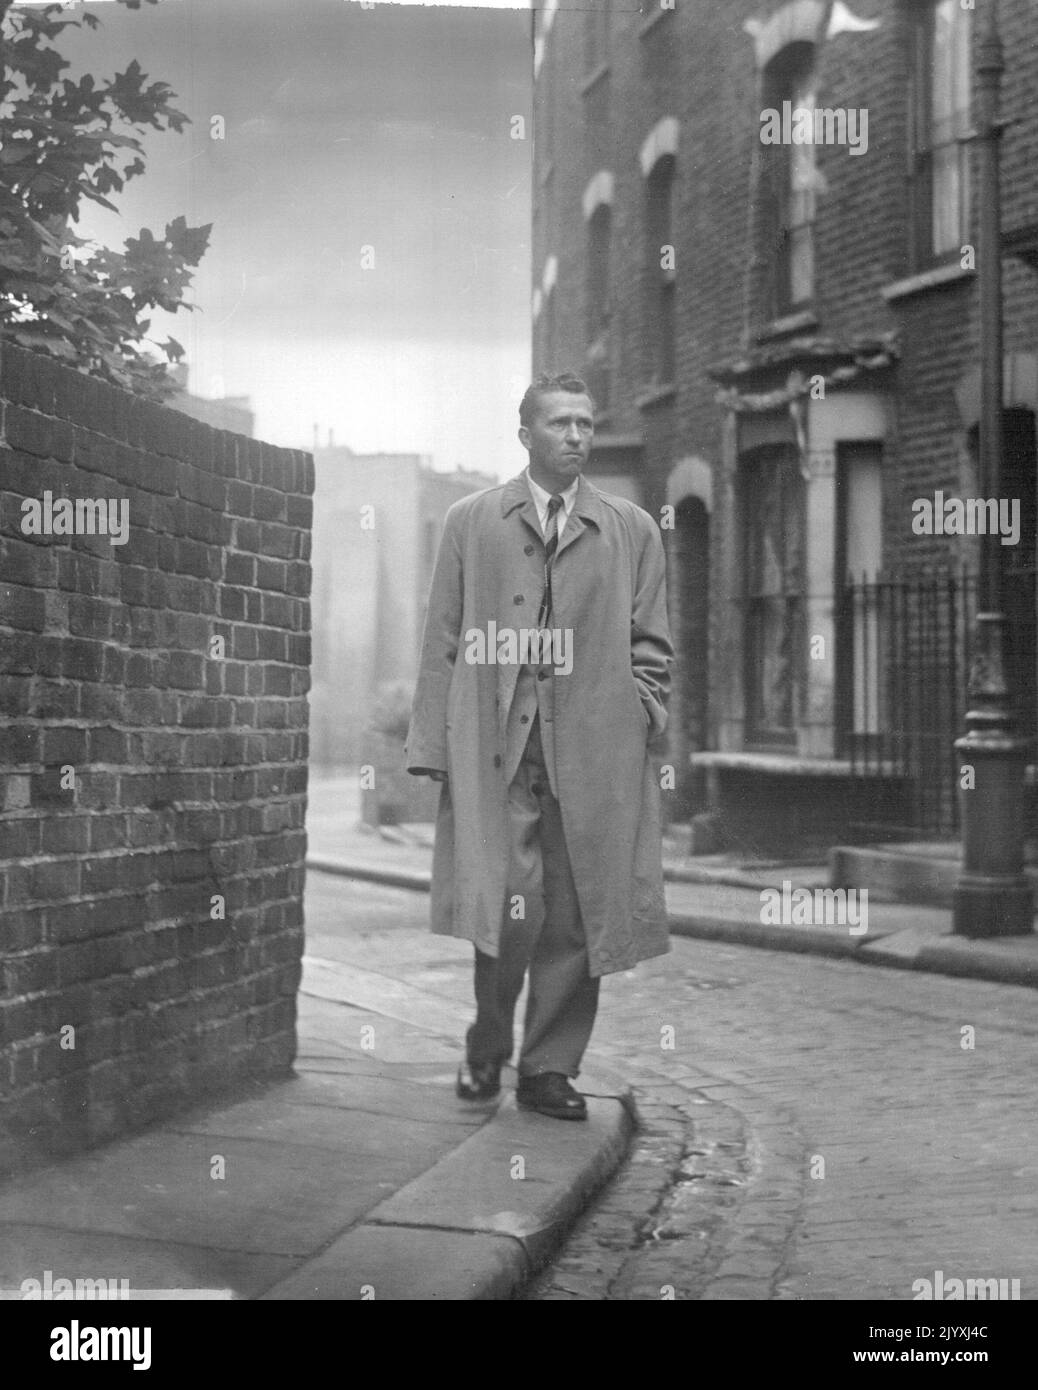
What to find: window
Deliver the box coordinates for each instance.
[646,154,676,384]
[585,203,611,410]
[586,202,611,345]
[743,446,805,744]
[909,0,972,265]
[835,444,885,749]
[761,42,817,317]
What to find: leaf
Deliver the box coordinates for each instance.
[3,0,206,397]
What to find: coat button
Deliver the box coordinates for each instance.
[493,754,502,768]
[537,670,547,681]
[524,544,535,556]
[513,594,524,605]
[520,714,529,724]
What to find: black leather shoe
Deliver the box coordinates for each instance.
[456,1058,502,1101]
[516,1072,587,1121]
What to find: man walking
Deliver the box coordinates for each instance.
[406,373,673,1119]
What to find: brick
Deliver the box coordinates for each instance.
[263,665,294,697]
[0,723,39,765]
[175,536,218,579]
[62,637,106,682]
[41,816,89,854]
[252,485,286,522]
[166,650,204,690]
[256,628,287,661]
[260,592,294,628]
[5,952,58,996]
[1,774,32,812]
[285,494,313,529]
[224,552,255,586]
[72,771,119,809]
[4,405,55,458]
[0,816,40,856]
[0,676,33,716]
[256,557,288,593]
[30,858,81,900]
[0,582,46,632]
[40,727,88,765]
[0,536,58,589]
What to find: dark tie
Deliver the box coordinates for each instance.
[537,494,564,627]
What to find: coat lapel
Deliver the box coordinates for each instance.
[500,473,543,542]
[555,474,604,559]
[500,471,605,559]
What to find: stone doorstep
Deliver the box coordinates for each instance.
[260,1093,633,1300]
[831,842,1038,910]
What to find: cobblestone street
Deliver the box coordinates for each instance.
[308,875,1038,1302]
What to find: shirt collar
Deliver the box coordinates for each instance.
[524,466,579,524]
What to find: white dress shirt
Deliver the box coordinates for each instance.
[524,466,579,542]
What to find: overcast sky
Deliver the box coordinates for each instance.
[56,0,533,475]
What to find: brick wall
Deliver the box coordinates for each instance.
[0,344,313,1169]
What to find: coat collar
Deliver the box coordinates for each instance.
[500,472,605,556]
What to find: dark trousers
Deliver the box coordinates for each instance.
[466,717,600,1078]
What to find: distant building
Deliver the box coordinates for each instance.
[167,363,255,438]
[309,448,495,769]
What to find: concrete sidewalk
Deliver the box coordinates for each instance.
[308,774,1038,992]
[0,946,633,1302]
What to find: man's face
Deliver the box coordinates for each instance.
[519,390,594,489]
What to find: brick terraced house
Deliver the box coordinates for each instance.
[531,0,1038,854]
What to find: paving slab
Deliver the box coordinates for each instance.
[302,954,467,1038]
[0,1133,417,1257]
[0,1222,293,1301]
[261,1226,527,1301]
[365,1095,632,1269]
[0,1064,488,1260]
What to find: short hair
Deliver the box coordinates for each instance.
[519,373,594,429]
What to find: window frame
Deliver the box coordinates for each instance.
[907,0,972,270]
[645,152,677,386]
[741,444,806,747]
[760,41,818,320]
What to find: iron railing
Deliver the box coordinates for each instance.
[836,566,1036,836]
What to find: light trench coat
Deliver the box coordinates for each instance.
[405,472,674,977]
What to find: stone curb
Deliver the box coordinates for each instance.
[260,1093,633,1300]
[307,856,1038,992]
[306,855,431,893]
[305,854,793,896]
